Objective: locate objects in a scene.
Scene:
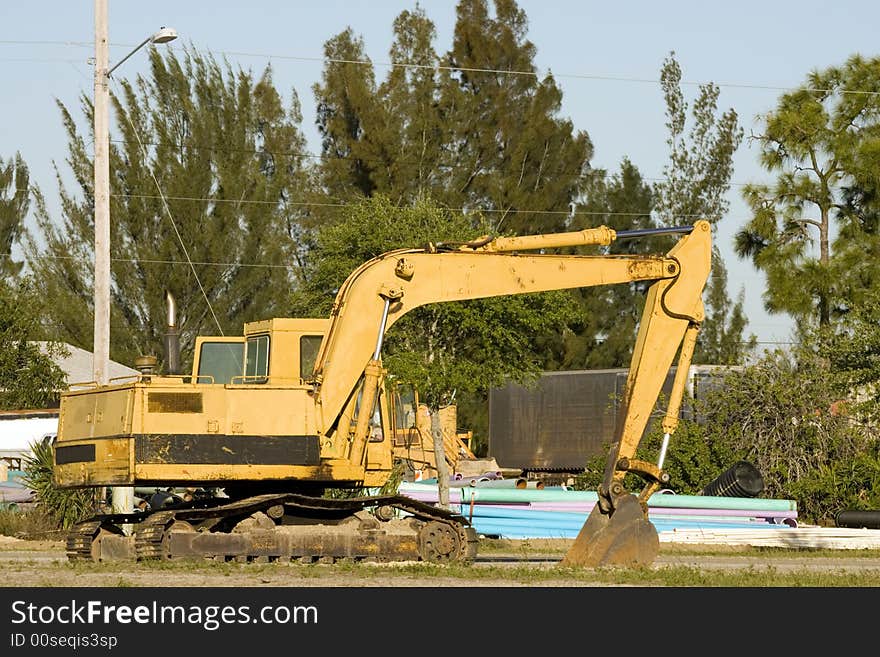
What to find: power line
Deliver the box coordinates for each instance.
[0,57,83,64]
[5,185,823,221]
[5,39,880,98]
[3,252,296,270]
[107,193,772,222]
[0,40,92,48]
[103,137,772,190]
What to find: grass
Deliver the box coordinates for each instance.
[3,553,877,587]
[0,507,66,540]
[6,510,880,586]
[4,539,880,587]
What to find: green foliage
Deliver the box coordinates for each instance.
[312,0,592,234]
[25,47,313,370]
[19,436,99,529]
[815,293,880,420]
[557,160,660,370]
[572,333,880,526]
[0,152,30,280]
[312,28,385,200]
[669,348,878,523]
[736,54,880,329]
[440,0,592,234]
[652,51,754,365]
[0,277,67,409]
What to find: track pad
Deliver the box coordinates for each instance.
[560,494,659,568]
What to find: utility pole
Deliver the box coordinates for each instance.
[93,0,110,392]
[93,0,128,520]
[92,0,176,523]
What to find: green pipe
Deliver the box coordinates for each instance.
[397,482,796,511]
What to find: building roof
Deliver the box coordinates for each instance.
[35,341,139,386]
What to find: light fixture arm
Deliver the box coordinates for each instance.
[107,36,151,78]
[107,27,177,78]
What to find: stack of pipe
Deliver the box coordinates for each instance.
[417,473,545,490]
[398,481,797,540]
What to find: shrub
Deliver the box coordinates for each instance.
[570,345,880,525]
[19,436,99,530]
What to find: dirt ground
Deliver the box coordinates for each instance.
[4,534,880,587]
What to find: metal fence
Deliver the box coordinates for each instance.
[488,365,730,472]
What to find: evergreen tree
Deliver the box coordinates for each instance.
[652,52,754,364]
[24,47,312,369]
[311,0,592,235]
[440,0,591,233]
[312,29,387,201]
[0,277,67,410]
[736,54,880,331]
[0,153,67,409]
[0,152,30,280]
[376,7,450,200]
[555,158,660,369]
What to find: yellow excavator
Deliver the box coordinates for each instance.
[52,219,711,567]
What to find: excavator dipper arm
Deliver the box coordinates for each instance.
[312,220,712,567]
[562,221,712,567]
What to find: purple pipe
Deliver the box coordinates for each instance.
[473,502,798,520]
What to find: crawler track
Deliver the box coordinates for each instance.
[67,493,478,564]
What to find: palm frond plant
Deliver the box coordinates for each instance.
[19,436,99,531]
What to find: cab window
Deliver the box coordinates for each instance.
[245,335,269,383]
[197,342,244,384]
[394,384,417,430]
[300,335,323,380]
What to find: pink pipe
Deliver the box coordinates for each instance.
[494,502,798,519]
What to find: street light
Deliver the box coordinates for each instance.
[93,0,177,519]
[107,27,178,78]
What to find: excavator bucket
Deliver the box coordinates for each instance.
[560,494,658,568]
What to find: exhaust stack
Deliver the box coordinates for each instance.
[164,290,181,375]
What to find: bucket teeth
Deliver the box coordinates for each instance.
[561,493,658,568]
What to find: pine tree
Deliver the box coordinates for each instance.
[556,159,661,369]
[652,52,754,364]
[737,54,880,331]
[311,0,592,235]
[439,0,591,234]
[24,47,313,369]
[312,29,387,201]
[0,152,30,280]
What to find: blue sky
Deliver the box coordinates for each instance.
[2,1,877,348]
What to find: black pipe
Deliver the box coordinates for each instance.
[700,461,764,498]
[615,225,695,239]
[836,509,880,529]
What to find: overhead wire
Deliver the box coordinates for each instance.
[103,137,773,190]
[5,38,880,97]
[2,38,826,344]
[110,76,226,336]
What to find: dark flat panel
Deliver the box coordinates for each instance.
[134,434,321,466]
[55,443,96,465]
[147,392,203,413]
[488,369,685,471]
